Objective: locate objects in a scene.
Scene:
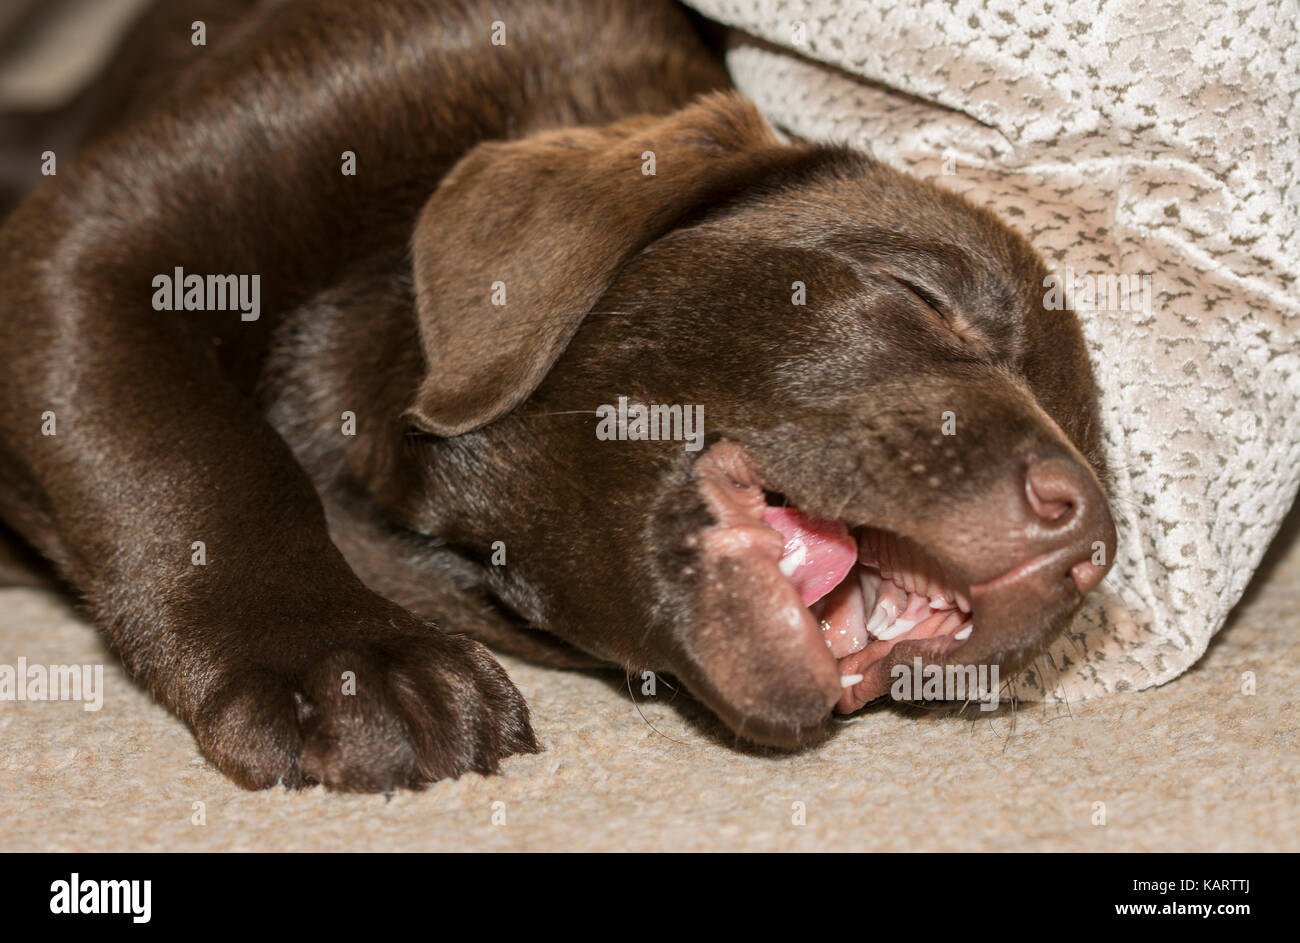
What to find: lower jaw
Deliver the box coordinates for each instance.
[832,630,968,713]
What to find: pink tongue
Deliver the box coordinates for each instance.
[761,506,858,606]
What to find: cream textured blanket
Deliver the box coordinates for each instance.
[684,0,1300,698]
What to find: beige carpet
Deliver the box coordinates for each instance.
[2,504,1295,852]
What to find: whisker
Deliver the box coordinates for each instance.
[1045,650,1073,720]
[625,671,693,746]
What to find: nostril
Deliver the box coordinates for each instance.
[1025,457,1085,526]
[1070,559,1106,595]
[1024,455,1115,596]
[1031,495,1072,522]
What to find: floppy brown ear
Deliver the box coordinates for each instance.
[406,92,810,436]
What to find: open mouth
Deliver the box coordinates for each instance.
[684,433,1114,745]
[764,505,976,713]
[691,440,994,719]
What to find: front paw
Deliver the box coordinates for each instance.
[193,627,538,792]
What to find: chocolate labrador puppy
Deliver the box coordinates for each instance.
[0,0,1116,791]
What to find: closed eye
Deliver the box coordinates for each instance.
[892,276,949,321]
[890,276,985,350]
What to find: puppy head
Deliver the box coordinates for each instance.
[407,93,1115,747]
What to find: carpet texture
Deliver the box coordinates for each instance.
[2,507,1295,852]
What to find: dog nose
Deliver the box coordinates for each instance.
[1024,455,1114,596]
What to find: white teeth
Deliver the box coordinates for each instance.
[865,607,887,636]
[954,625,973,640]
[841,674,864,687]
[874,617,915,641]
[866,599,897,635]
[777,544,806,578]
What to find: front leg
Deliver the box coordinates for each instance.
[0,287,536,789]
[0,3,540,790]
